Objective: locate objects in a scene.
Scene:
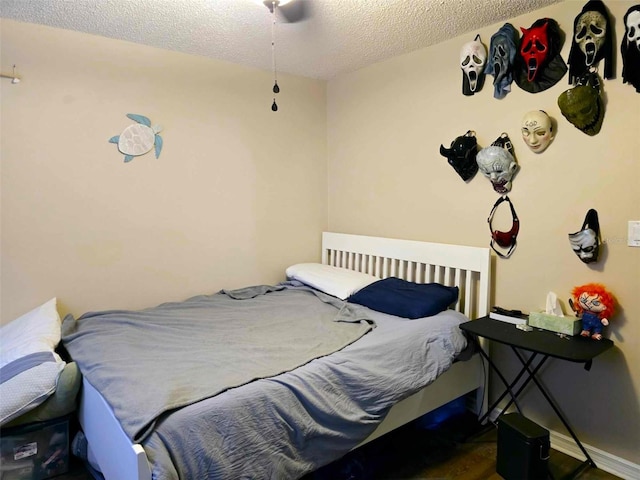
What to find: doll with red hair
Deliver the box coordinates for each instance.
[571,283,615,340]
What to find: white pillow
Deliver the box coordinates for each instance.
[286,263,378,300]
[1,298,65,425]
[1,298,62,367]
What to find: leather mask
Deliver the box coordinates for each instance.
[488,195,519,258]
[439,130,479,181]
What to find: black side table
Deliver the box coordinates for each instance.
[460,316,614,477]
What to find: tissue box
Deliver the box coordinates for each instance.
[529,312,582,336]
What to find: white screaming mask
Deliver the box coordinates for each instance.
[460,34,487,96]
[627,9,640,50]
[521,110,554,154]
[575,10,607,66]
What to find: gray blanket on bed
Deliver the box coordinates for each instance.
[140,296,470,480]
[61,285,374,442]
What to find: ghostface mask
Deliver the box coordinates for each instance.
[460,34,487,96]
[515,18,568,93]
[488,195,520,258]
[558,70,604,136]
[439,130,479,182]
[568,0,613,84]
[521,20,550,82]
[568,209,600,264]
[485,23,519,99]
[621,5,640,93]
[476,133,518,194]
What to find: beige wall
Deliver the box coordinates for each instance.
[2,0,639,471]
[328,0,639,467]
[1,20,327,320]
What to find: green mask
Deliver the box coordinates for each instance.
[557,71,604,136]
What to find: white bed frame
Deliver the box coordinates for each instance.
[77,232,492,480]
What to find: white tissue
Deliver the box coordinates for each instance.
[545,291,564,317]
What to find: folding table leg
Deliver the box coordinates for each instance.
[476,346,528,424]
[499,351,548,415]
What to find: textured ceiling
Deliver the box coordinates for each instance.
[0,0,563,80]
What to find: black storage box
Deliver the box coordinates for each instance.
[497,413,550,480]
[0,415,70,480]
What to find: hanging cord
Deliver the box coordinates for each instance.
[271,1,280,111]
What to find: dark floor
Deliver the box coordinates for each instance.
[57,412,622,480]
[306,412,622,480]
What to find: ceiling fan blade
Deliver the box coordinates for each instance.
[277,0,311,23]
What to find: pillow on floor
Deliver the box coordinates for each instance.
[348,277,459,319]
[1,298,66,426]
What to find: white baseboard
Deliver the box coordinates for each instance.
[549,430,640,480]
[488,408,640,480]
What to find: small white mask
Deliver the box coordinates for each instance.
[521,110,554,153]
[460,34,487,95]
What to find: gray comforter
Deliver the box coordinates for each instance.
[62,285,373,443]
[63,283,469,480]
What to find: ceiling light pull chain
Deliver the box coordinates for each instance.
[271,1,279,111]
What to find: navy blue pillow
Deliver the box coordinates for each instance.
[348,277,459,319]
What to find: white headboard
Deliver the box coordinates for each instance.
[322,232,491,320]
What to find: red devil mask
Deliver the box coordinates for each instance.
[520,20,550,82]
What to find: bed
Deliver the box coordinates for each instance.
[62,232,491,480]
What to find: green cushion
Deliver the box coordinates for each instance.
[3,362,81,428]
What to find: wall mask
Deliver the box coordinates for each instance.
[568,0,614,84]
[439,130,479,182]
[621,5,640,93]
[568,209,601,264]
[484,23,519,99]
[558,70,604,135]
[514,18,567,93]
[460,34,487,96]
[521,110,554,153]
[488,195,520,259]
[476,133,518,194]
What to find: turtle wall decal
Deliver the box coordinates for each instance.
[109,114,163,163]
